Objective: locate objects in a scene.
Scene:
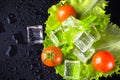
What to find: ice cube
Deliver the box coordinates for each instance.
[74,31,95,52]
[50,28,64,47]
[64,60,80,79]
[73,29,96,63]
[73,47,95,63]
[62,16,83,31]
[27,25,43,44]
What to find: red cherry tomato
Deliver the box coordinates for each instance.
[92,51,115,72]
[56,4,76,22]
[41,46,63,67]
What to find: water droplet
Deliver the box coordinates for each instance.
[14,67,19,75]
[19,0,25,4]
[15,6,19,9]
[35,69,41,75]
[27,50,33,57]
[30,64,33,70]
[13,31,26,44]
[38,62,42,67]
[38,74,44,79]
[0,22,5,33]
[33,72,37,76]
[7,13,17,24]
[12,35,18,44]
[5,45,18,57]
[37,75,41,79]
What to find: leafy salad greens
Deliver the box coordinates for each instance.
[43,0,120,80]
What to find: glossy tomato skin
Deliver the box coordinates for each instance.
[56,4,76,22]
[92,51,115,72]
[41,46,63,67]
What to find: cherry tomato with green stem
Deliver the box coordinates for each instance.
[41,46,63,67]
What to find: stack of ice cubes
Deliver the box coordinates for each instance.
[27,25,43,44]
[63,17,99,63]
[49,16,84,47]
[49,16,98,63]
[73,31,96,63]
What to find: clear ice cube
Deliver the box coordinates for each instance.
[73,31,96,62]
[74,31,95,52]
[27,25,43,44]
[64,60,80,79]
[73,47,95,63]
[50,28,64,47]
[62,16,83,31]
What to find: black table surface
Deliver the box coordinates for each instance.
[0,0,120,80]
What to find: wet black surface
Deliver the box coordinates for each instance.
[0,0,120,80]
